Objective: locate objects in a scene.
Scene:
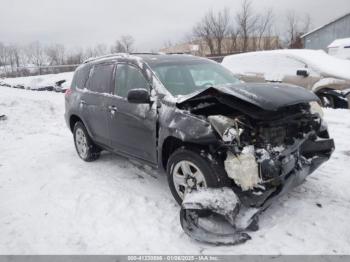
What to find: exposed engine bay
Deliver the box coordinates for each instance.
[175,88,335,245]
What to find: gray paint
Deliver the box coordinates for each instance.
[302,13,350,50]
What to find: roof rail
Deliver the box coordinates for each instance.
[164,52,188,55]
[130,52,163,55]
[82,52,192,64]
[83,53,130,64]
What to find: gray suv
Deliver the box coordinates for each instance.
[65,53,334,207]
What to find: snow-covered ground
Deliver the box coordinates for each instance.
[0,86,350,254]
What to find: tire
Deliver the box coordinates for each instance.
[167,147,231,205]
[73,121,101,162]
[318,93,335,108]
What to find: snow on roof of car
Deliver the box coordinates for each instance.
[222,49,350,80]
[328,38,350,48]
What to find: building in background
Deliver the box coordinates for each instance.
[159,37,281,58]
[301,13,350,51]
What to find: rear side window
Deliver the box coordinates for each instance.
[114,64,149,98]
[87,64,114,94]
[76,65,92,89]
[72,65,91,90]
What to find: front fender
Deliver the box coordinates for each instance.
[312,78,349,93]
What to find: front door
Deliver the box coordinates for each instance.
[107,63,157,164]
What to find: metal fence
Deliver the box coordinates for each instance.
[0,64,80,78]
[0,54,230,78]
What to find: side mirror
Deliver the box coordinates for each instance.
[296,68,309,77]
[127,88,150,104]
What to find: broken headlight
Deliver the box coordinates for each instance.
[309,101,324,118]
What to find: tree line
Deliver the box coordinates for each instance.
[0,35,135,77]
[174,0,311,56]
[1,0,312,77]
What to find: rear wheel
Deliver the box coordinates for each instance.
[167,148,231,205]
[73,121,101,162]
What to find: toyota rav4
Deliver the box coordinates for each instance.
[65,53,334,209]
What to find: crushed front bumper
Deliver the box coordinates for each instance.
[180,138,335,245]
[236,137,335,209]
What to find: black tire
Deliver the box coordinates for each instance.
[73,121,101,162]
[318,93,335,108]
[167,147,231,205]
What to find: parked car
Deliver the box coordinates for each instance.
[65,53,334,213]
[328,38,350,60]
[222,49,350,108]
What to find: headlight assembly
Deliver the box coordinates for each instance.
[309,101,324,118]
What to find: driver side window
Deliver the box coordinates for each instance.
[115,64,149,98]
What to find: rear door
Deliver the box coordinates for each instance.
[81,63,114,147]
[107,63,158,164]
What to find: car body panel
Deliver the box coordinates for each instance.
[176,83,319,112]
[107,95,158,163]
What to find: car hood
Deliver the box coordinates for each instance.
[176,83,319,111]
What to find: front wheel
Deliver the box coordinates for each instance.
[167,148,231,205]
[73,121,101,162]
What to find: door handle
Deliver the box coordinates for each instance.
[108,105,118,114]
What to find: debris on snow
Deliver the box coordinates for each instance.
[180,188,258,245]
[0,114,7,121]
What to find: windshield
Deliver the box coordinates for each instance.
[151,61,240,96]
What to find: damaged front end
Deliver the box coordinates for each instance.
[209,107,334,208]
[177,86,335,245]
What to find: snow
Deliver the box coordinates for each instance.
[328,38,350,60]
[328,38,350,48]
[222,49,350,81]
[1,86,350,254]
[182,188,239,215]
[1,72,74,90]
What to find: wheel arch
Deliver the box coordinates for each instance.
[69,114,82,132]
[160,136,210,171]
[161,136,185,171]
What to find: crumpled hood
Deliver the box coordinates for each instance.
[176,83,319,111]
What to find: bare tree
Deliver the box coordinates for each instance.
[226,26,239,53]
[210,8,230,55]
[111,35,135,53]
[286,11,312,48]
[93,43,108,56]
[236,0,258,52]
[25,41,47,74]
[193,12,215,55]
[193,8,230,55]
[111,41,125,53]
[256,8,274,50]
[66,48,84,65]
[286,10,298,48]
[46,44,65,65]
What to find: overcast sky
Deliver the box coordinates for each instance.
[0,0,349,51]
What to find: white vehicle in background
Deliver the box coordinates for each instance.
[328,38,350,60]
[222,49,350,109]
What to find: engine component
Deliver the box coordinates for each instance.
[224,146,261,191]
[208,115,243,144]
